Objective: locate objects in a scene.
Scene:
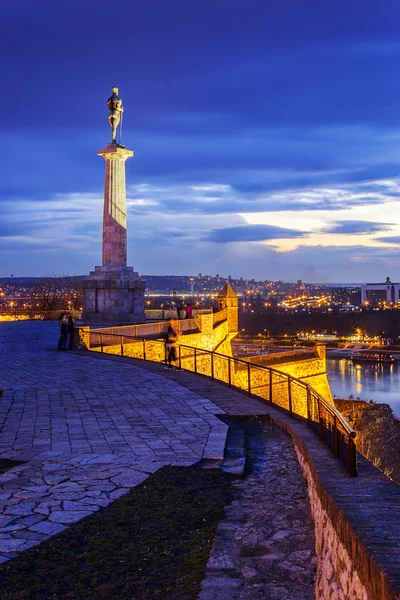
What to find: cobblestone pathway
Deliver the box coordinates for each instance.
[0,322,317,599]
[0,323,227,562]
[199,418,316,600]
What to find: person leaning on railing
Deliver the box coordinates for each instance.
[163,319,183,371]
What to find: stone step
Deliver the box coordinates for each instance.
[198,419,246,476]
[220,426,246,476]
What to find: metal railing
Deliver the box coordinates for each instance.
[80,330,357,476]
[85,318,198,338]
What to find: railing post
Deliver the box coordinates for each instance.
[288,377,293,418]
[247,362,251,396]
[228,357,231,386]
[178,345,182,370]
[194,347,197,373]
[100,334,104,353]
[269,369,273,404]
[306,387,311,425]
[318,396,323,439]
[334,415,339,458]
[211,352,214,379]
[120,336,124,357]
[349,434,357,477]
[142,339,146,360]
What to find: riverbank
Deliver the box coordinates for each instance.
[334,398,400,484]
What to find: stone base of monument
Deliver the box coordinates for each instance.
[82,265,146,324]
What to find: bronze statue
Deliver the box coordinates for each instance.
[107,86,124,143]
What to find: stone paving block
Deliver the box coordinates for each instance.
[43,474,68,485]
[110,470,149,488]
[79,497,110,507]
[109,488,130,500]
[0,538,27,552]
[49,510,94,524]
[63,501,101,512]
[34,506,50,516]
[0,524,25,533]
[4,502,37,516]
[29,521,68,535]
[13,514,46,527]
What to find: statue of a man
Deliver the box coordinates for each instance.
[107,86,124,143]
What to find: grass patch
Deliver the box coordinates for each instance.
[0,466,234,600]
[0,460,26,475]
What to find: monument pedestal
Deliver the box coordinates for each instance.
[82,139,146,324]
[82,265,146,324]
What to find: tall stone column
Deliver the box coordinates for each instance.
[82,87,146,324]
[82,143,146,324]
[98,144,133,268]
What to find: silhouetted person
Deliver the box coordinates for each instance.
[66,314,75,350]
[164,319,181,370]
[58,314,68,351]
[185,303,193,319]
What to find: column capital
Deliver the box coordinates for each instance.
[97,144,134,160]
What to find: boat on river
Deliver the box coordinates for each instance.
[351,351,395,364]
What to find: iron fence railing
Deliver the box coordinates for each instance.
[80,330,357,476]
[86,318,198,339]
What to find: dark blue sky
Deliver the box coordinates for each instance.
[1,0,400,282]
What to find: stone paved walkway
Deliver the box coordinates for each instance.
[0,322,230,562]
[199,419,316,600]
[0,320,318,600]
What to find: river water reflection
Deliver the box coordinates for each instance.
[327,359,400,418]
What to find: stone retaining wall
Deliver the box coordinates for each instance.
[296,451,369,600]
[269,413,400,600]
[239,344,333,405]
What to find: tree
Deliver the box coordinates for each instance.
[32,274,83,311]
[33,275,63,310]
[64,275,83,310]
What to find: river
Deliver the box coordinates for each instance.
[327,359,400,418]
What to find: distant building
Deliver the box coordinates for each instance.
[332,286,361,306]
[361,281,400,305]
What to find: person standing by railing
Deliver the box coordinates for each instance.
[58,313,69,351]
[66,313,75,350]
[185,303,193,319]
[164,319,182,370]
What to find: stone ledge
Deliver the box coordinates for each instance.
[265,407,400,600]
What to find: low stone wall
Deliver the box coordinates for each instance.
[145,308,210,320]
[240,344,332,406]
[180,319,231,353]
[295,450,369,600]
[78,317,232,371]
[240,348,316,363]
[232,362,325,419]
[268,409,400,600]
